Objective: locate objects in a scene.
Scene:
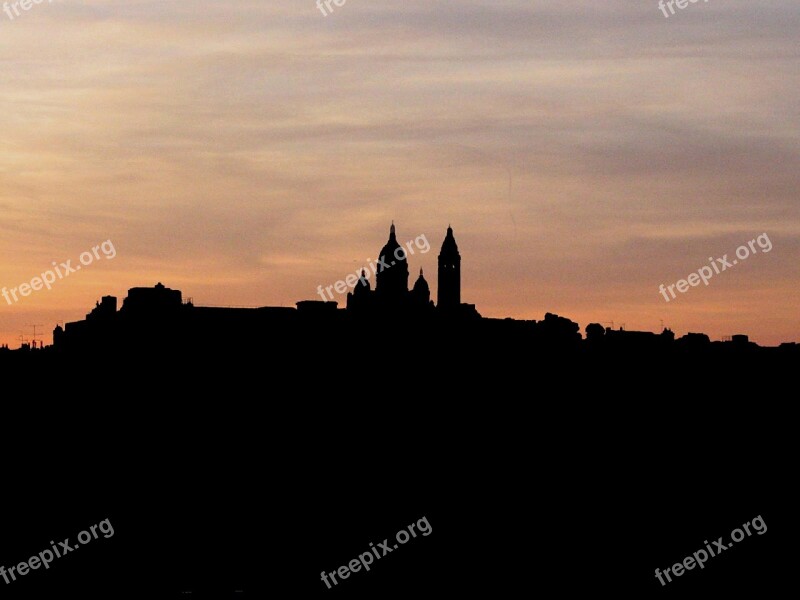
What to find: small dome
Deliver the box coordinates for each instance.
[413,268,429,293]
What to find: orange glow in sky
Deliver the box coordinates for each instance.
[1,1,798,347]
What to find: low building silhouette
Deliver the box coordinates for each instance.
[38,223,798,363]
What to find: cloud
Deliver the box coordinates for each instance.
[1,1,798,345]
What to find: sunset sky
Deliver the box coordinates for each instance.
[1,0,798,347]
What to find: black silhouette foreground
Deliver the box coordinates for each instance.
[1,225,795,598]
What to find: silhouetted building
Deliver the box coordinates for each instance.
[676,332,711,350]
[375,222,409,307]
[41,224,797,360]
[53,325,64,347]
[121,282,182,315]
[86,296,117,322]
[411,269,433,308]
[346,224,473,317]
[347,270,373,314]
[438,226,461,311]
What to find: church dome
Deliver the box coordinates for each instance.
[379,222,406,264]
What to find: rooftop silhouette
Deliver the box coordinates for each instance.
[1,224,797,362]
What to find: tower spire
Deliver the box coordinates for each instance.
[438,225,461,310]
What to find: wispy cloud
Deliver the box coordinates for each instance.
[1,1,798,345]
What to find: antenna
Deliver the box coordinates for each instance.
[27,324,43,349]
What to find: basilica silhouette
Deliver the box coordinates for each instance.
[0,222,786,360]
[346,224,478,317]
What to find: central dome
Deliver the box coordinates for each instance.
[375,222,410,302]
[379,222,405,263]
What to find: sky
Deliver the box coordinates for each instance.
[1,0,798,347]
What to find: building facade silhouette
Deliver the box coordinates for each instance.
[41,223,795,360]
[345,224,477,317]
[438,226,461,311]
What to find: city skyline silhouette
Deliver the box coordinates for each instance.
[2,223,797,357]
[1,2,796,597]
